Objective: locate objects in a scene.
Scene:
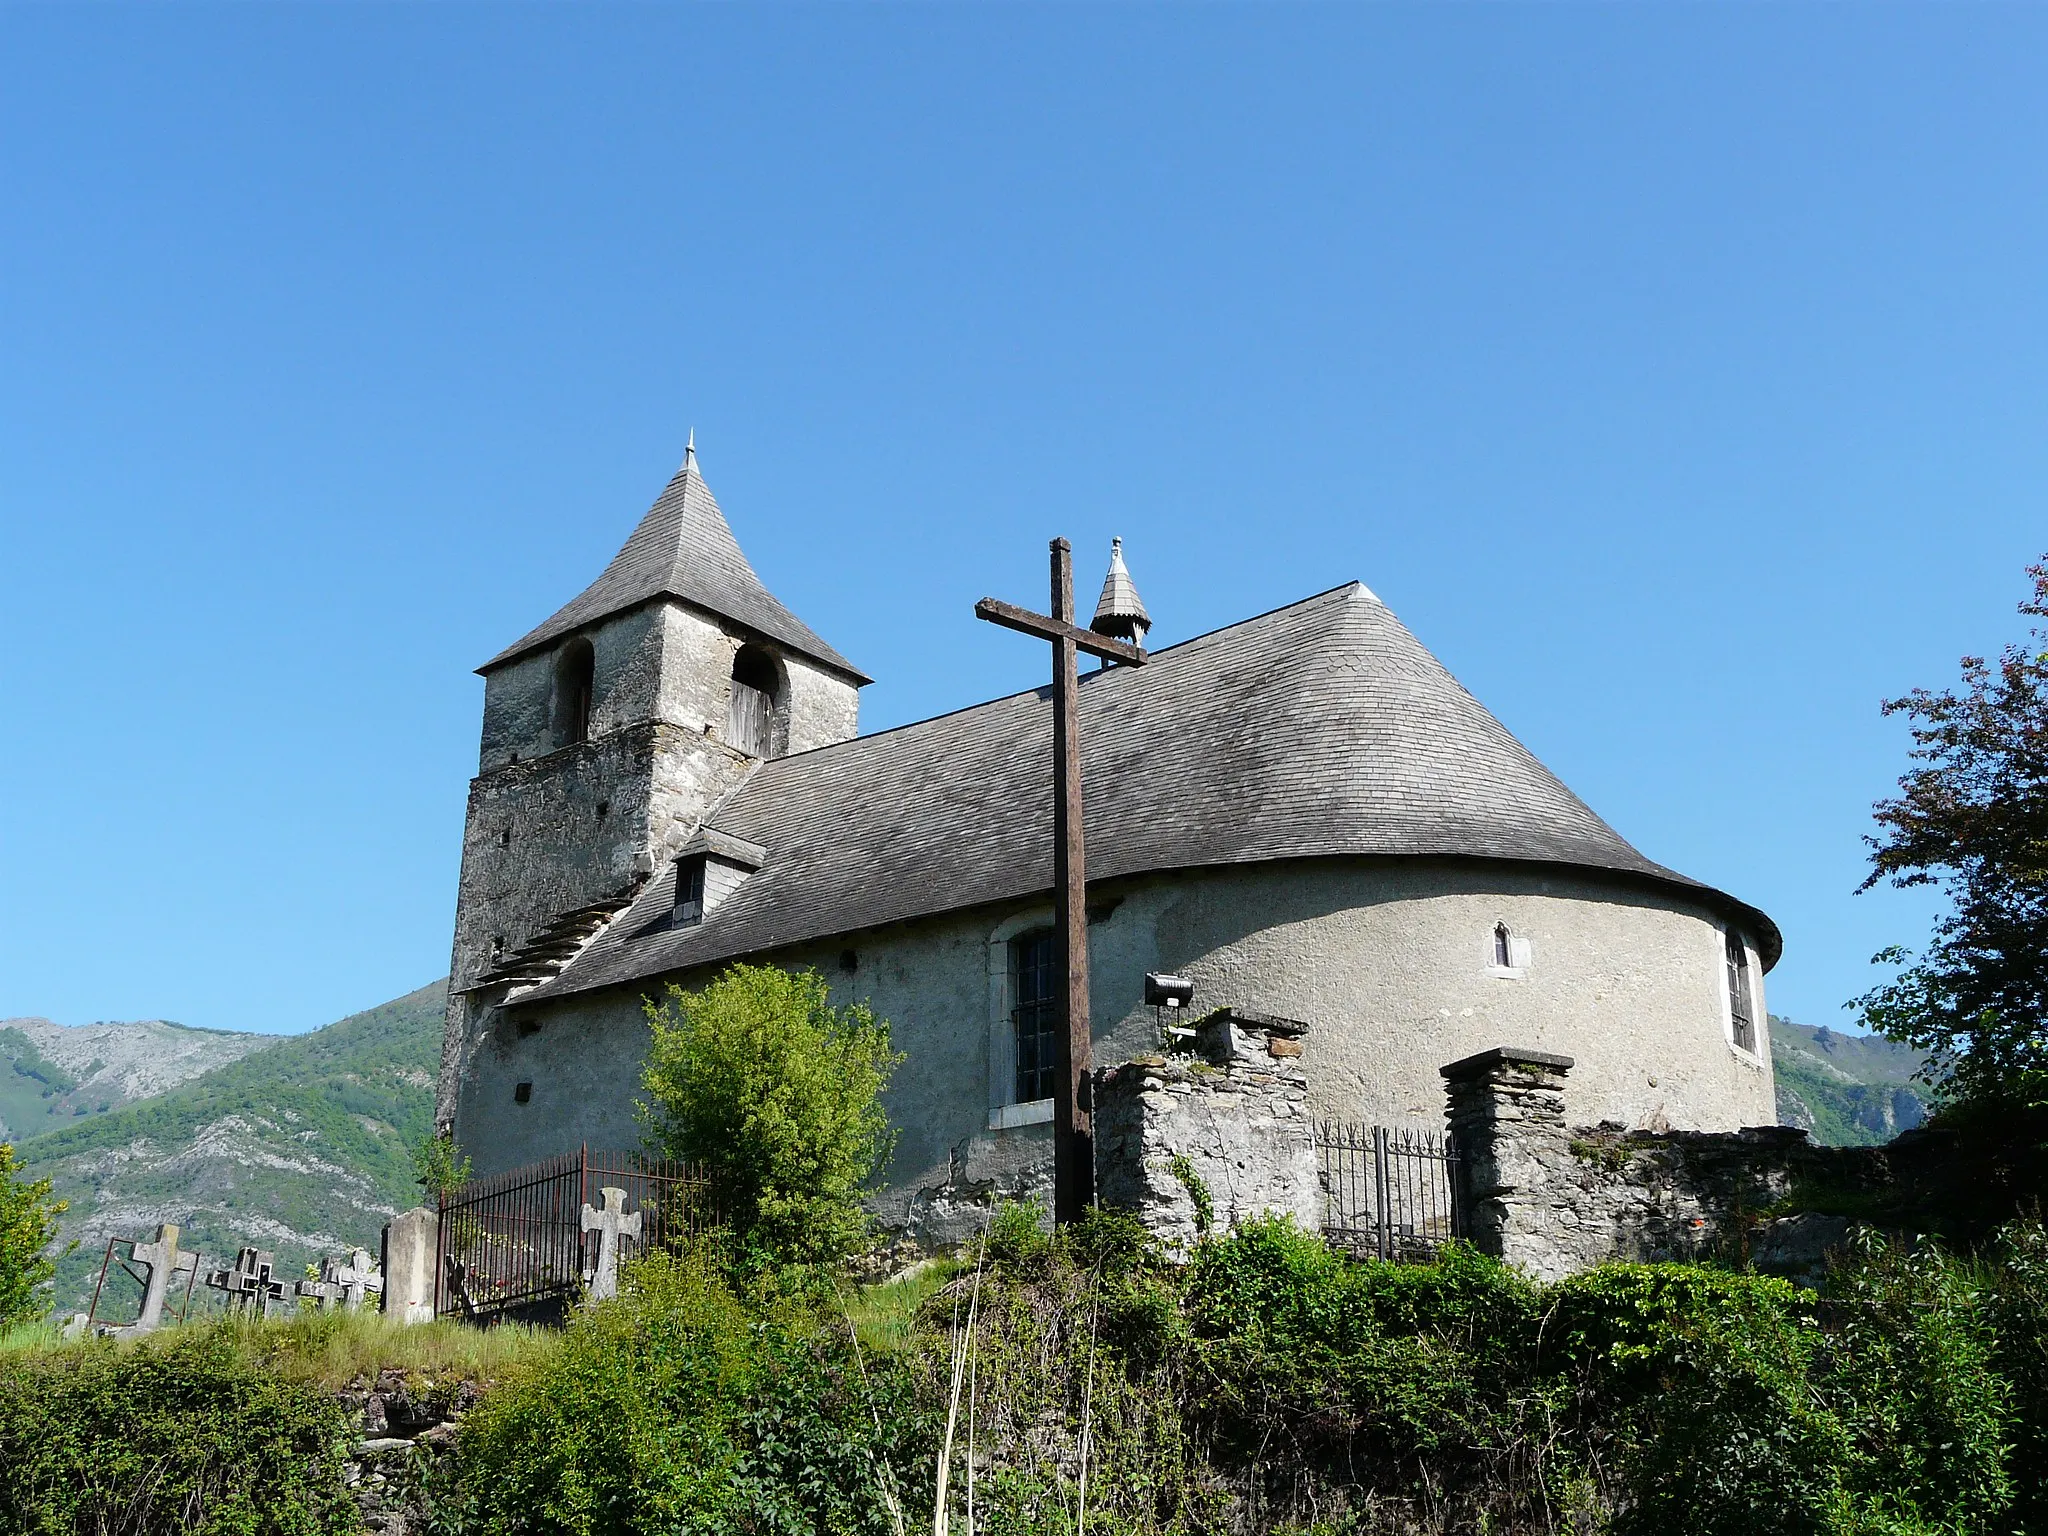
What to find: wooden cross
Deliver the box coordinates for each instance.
[976,539,1148,1223]
[580,1185,642,1302]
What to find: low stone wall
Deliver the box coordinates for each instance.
[338,1371,479,1534]
[1094,1008,1317,1255]
[1444,1046,1900,1283]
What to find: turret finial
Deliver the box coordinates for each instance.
[683,428,696,470]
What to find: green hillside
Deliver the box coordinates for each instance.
[15,980,446,1314]
[1771,1014,1931,1146]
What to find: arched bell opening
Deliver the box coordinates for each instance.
[728,644,784,758]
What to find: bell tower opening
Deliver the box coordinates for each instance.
[728,645,782,758]
[551,637,595,749]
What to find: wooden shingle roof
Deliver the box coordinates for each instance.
[522,582,1778,1002]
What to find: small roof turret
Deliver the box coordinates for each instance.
[1090,537,1151,646]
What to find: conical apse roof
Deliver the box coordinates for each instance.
[480,450,868,681]
[525,581,1778,1005]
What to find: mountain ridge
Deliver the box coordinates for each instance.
[0,1016,281,1139]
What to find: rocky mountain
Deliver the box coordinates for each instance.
[0,1016,279,1139]
[12,980,445,1315]
[1771,1015,1931,1146]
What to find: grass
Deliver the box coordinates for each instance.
[0,1306,555,1391]
[842,1255,961,1356]
[1,1264,950,1394]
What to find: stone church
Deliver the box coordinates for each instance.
[437,447,1779,1235]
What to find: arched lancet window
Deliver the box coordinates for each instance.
[553,638,595,749]
[1724,930,1757,1053]
[1493,922,1513,969]
[728,645,781,758]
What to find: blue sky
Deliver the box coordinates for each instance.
[3,6,2043,1036]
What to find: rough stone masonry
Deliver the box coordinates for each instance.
[1093,1007,1319,1255]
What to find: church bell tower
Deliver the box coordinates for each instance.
[434,445,867,1127]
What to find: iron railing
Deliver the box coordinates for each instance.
[1315,1121,1462,1260]
[435,1146,715,1320]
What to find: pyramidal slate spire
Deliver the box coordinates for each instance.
[480,445,868,681]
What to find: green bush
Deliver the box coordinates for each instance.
[1824,1232,2014,1531]
[456,1243,935,1536]
[1987,1221,2048,1535]
[1545,1264,1851,1536]
[639,965,902,1265]
[0,1325,359,1536]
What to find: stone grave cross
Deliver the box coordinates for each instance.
[580,1185,642,1302]
[207,1247,289,1317]
[297,1247,385,1311]
[112,1224,197,1335]
[335,1247,383,1309]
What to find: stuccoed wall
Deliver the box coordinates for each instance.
[451,857,1775,1241]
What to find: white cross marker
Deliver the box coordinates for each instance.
[580,1186,642,1303]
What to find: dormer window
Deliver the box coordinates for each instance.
[674,856,707,928]
[728,646,781,758]
[553,638,595,749]
[669,828,766,931]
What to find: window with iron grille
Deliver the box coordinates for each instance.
[1725,929,1756,1053]
[1010,929,1058,1104]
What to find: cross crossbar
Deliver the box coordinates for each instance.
[972,598,1148,667]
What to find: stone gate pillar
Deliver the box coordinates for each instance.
[1441,1046,1577,1282]
[382,1207,440,1324]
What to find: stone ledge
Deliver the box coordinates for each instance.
[1441,1045,1576,1080]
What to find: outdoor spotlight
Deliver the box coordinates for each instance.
[1144,972,1195,1009]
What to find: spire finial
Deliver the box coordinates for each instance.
[683,428,696,471]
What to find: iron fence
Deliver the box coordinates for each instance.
[435,1146,716,1320]
[1315,1121,1462,1260]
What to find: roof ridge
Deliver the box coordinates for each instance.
[731,581,1384,775]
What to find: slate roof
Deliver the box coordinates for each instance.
[480,450,869,681]
[521,582,1779,1005]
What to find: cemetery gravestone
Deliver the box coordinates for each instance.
[206,1247,289,1317]
[107,1224,198,1335]
[580,1185,642,1303]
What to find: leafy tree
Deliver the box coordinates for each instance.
[639,964,902,1264]
[1857,556,2048,1111]
[412,1129,472,1200]
[0,1141,66,1328]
